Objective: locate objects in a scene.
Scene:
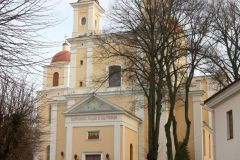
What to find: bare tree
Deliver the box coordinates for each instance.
[98,0,211,159]
[204,0,240,87]
[0,78,42,160]
[164,1,212,159]
[0,0,56,80]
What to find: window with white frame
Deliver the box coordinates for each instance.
[108,65,121,87]
[227,110,234,139]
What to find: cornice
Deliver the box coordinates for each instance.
[205,80,240,108]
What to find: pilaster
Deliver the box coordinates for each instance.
[86,42,93,88]
[193,92,203,160]
[66,118,73,160]
[114,124,121,160]
[50,104,58,160]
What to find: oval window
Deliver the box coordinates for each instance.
[81,17,86,25]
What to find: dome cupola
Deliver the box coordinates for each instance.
[51,43,71,63]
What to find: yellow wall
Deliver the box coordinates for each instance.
[75,1,103,35]
[75,48,87,88]
[78,8,88,34]
[203,128,213,160]
[174,77,215,160]
[103,94,136,111]
[45,64,65,87]
[56,105,67,160]
[72,126,114,159]
[92,48,125,88]
[38,89,65,160]
[174,96,195,160]
[125,127,138,160]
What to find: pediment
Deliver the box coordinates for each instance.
[65,96,124,115]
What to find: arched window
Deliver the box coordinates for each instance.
[109,65,121,87]
[81,17,86,25]
[53,72,59,87]
[46,145,50,160]
[130,144,133,160]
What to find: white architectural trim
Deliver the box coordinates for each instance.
[66,117,73,160]
[193,93,203,160]
[70,45,77,88]
[134,93,144,160]
[67,99,76,109]
[82,152,104,160]
[87,3,94,33]
[114,124,121,160]
[66,120,138,132]
[206,80,240,108]
[63,64,70,87]
[106,64,124,88]
[72,8,79,37]
[158,97,167,160]
[50,104,58,160]
[208,110,213,129]
[86,43,93,88]
[212,110,216,160]
[64,113,139,160]
[64,64,68,87]
[135,94,144,119]
[63,88,143,97]
[122,125,126,160]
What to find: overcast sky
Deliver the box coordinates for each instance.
[44,0,114,52]
[28,0,114,88]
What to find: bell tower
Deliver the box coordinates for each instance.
[71,0,105,37]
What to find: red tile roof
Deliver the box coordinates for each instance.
[51,50,71,63]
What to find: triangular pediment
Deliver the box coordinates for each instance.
[65,96,124,115]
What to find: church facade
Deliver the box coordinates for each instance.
[37,1,215,160]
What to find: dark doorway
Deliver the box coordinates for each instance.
[85,154,101,160]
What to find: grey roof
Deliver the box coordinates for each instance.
[65,96,124,115]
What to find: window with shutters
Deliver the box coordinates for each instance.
[108,65,121,87]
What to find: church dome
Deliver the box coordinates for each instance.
[51,43,71,63]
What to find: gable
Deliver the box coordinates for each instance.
[205,79,240,108]
[65,96,124,115]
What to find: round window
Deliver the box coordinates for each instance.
[81,17,86,25]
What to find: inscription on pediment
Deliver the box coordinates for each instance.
[66,96,122,115]
[71,115,118,121]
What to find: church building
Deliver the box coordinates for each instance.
[37,0,216,160]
